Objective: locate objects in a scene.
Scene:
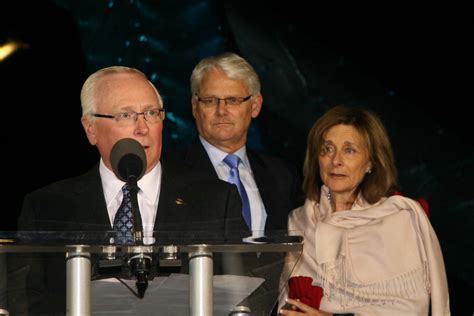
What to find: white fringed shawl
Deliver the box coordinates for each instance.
[282,186,450,315]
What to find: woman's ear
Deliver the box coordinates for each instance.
[366,163,372,174]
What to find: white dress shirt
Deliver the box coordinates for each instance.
[99,158,161,244]
[200,136,267,236]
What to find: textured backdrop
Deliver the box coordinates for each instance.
[1,1,472,313]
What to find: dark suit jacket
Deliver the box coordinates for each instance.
[19,161,244,235]
[164,140,304,314]
[164,140,304,233]
[12,161,244,314]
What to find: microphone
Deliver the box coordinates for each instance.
[110,138,150,298]
[110,138,147,242]
[110,138,146,183]
[110,138,146,244]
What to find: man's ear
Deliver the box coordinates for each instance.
[191,96,198,119]
[251,94,263,118]
[81,116,97,145]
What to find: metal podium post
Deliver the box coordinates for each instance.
[189,246,213,316]
[66,246,91,316]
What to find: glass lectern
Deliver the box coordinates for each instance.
[1,231,302,316]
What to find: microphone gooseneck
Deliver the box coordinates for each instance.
[110,138,151,299]
[110,138,147,244]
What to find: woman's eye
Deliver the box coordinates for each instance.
[324,146,333,153]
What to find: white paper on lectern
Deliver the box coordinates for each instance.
[91,274,264,315]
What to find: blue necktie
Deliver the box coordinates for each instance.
[113,184,134,244]
[223,154,252,230]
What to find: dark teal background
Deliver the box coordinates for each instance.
[1,1,472,314]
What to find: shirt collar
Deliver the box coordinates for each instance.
[199,136,250,168]
[100,158,161,206]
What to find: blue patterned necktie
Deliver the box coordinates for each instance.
[223,154,252,230]
[113,184,134,244]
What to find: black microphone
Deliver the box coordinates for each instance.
[110,138,147,242]
[110,138,150,298]
[110,137,146,183]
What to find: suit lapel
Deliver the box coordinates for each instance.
[186,142,280,230]
[247,150,279,231]
[184,140,219,177]
[154,161,179,231]
[73,166,110,230]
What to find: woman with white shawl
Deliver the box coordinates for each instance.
[279,105,449,316]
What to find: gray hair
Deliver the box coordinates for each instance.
[190,52,261,95]
[80,66,163,117]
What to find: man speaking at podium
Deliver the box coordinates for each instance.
[15,66,245,314]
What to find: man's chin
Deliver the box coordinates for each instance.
[209,127,236,137]
[212,133,237,142]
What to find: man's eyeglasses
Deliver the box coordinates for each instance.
[92,108,165,126]
[196,95,252,107]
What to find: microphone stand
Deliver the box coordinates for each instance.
[127,175,151,299]
[127,175,144,245]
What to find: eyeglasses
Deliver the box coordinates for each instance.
[196,95,252,107]
[92,108,165,126]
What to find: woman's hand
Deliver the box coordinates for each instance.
[279,298,332,315]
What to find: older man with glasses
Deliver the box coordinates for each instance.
[15,65,244,315]
[165,52,304,314]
